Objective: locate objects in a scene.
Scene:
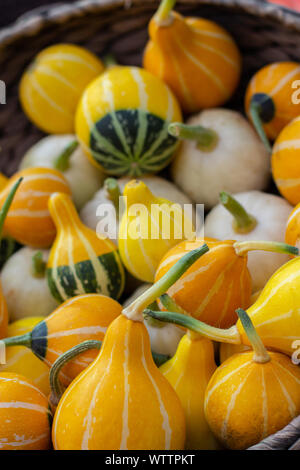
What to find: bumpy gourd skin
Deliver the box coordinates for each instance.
[52,315,186,450]
[144,12,241,112]
[204,351,300,450]
[75,66,182,176]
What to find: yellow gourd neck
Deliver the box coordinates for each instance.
[48,192,82,232]
[123,180,157,207]
[151,4,192,44]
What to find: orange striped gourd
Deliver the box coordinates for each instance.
[285,201,300,250]
[272,117,300,206]
[52,245,209,450]
[0,167,71,248]
[0,317,50,395]
[245,62,300,151]
[20,44,104,134]
[47,192,125,302]
[0,372,51,450]
[143,0,241,113]
[204,310,300,450]
[2,294,122,386]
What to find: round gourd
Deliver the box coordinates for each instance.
[0,317,50,395]
[75,66,182,176]
[0,372,51,450]
[47,192,125,302]
[19,43,104,134]
[1,248,58,321]
[143,0,241,112]
[272,117,300,206]
[20,135,104,210]
[0,167,71,248]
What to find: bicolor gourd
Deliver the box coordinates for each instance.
[0,167,71,248]
[0,317,50,395]
[20,43,104,134]
[205,191,293,291]
[1,294,122,386]
[118,180,194,283]
[52,245,209,450]
[245,62,300,152]
[155,238,297,328]
[20,135,104,210]
[204,310,300,449]
[143,0,241,112]
[170,109,270,209]
[272,116,300,206]
[0,372,51,450]
[47,192,125,302]
[75,65,182,177]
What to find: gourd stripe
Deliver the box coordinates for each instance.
[2,348,29,367]
[130,68,149,158]
[16,190,54,199]
[149,212,171,247]
[217,279,234,327]
[272,368,297,418]
[275,178,300,189]
[140,146,176,165]
[120,326,130,449]
[260,368,268,440]
[273,139,300,152]
[0,432,49,449]
[111,111,134,160]
[138,122,170,163]
[80,343,116,449]
[7,209,50,218]
[30,76,73,118]
[41,53,100,72]
[221,366,254,441]
[167,257,214,296]
[37,65,79,93]
[141,333,172,450]
[205,360,252,404]
[157,252,183,271]
[137,232,156,278]
[67,225,87,294]
[269,67,300,98]
[273,361,300,385]
[0,375,44,396]
[194,263,231,317]
[46,326,107,340]
[175,38,229,98]
[0,402,48,413]
[288,206,300,223]
[188,25,235,43]
[193,40,239,69]
[21,173,67,185]
[169,50,194,109]
[258,310,293,328]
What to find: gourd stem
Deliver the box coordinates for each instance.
[102,53,118,68]
[122,244,209,321]
[31,251,46,278]
[104,178,121,217]
[155,0,177,24]
[219,192,257,234]
[160,294,202,341]
[54,140,78,172]
[0,177,23,241]
[236,309,270,363]
[250,102,272,154]
[234,240,298,257]
[2,332,32,348]
[169,123,219,152]
[144,309,241,344]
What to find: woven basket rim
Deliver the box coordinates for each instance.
[1,0,300,50]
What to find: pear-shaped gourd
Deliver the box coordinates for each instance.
[52,244,209,450]
[204,310,300,449]
[119,180,194,283]
[47,192,125,302]
[143,0,241,112]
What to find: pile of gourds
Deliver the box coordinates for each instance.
[0,0,299,451]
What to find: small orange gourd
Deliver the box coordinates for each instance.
[47,192,125,302]
[0,372,51,450]
[204,310,300,450]
[245,62,300,151]
[0,167,71,248]
[285,201,300,249]
[52,244,209,450]
[272,117,300,206]
[143,0,241,112]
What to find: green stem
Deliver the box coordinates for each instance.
[160,293,188,315]
[102,53,118,68]
[104,178,121,217]
[250,102,272,154]
[54,140,78,172]
[0,177,23,241]
[234,240,298,257]
[169,123,219,152]
[31,251,46,278]
[155,0,177,24]
[144,309,241,344]
[236,309,270,363]
[122,244,209,321]
[2,332,32,348]
[219,192,257,234]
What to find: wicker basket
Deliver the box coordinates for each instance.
[0,0,299,450]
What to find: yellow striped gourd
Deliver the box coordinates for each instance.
[20,44,104,134]
[47,192,125,302]
[75,65,182,176]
